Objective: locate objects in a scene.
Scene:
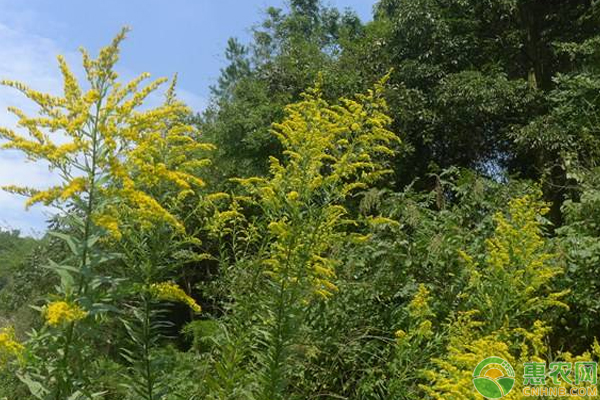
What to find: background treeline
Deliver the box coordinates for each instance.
[1,0,600,399]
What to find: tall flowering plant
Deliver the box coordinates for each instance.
[222,76,399,400]
[0,28,211,399]
[419,194,568,400]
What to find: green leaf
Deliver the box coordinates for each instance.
[17,374,48,400]
[48,231,80,256]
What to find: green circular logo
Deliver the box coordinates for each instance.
[473,357,515,399]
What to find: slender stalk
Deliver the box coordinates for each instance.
[55,82,105,400]
[143,294,155,400]
[262,230,297,400]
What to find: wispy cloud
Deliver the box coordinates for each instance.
[0,22,64,236]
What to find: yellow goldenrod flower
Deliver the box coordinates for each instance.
[457,249,474,265]
[286,191,299,201]
[421,194,567,400]
[0,326,24,362]
[232,75,397,302]
[367,216,401,228]
[149,282,201,313]
[0,28,214,237]
[408,284,434,319]
[415,320,433,338]
[462,193,567,316]
[44,301,88,326]
[59,177,87,200]
[394,329,407,342]
[93,213,122,240]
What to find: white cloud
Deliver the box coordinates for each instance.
[0,22,64,236]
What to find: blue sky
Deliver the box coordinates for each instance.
[0,0,377,236]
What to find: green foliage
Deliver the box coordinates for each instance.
[0,229,38,280]
[0,231,49,318]
[557,167,600,350]
[2,1,600,399]
[211,38,251,101]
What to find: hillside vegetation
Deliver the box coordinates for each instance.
[1,1,600,399]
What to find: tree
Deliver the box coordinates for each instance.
[210,38,251,101]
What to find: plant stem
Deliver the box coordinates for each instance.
[143,294,155,400]
[55,83,104,400]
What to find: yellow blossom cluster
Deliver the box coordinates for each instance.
[408,283,434,320]
[44,301,88,326]
[234,76,398,299]
[206,195,245,236]
[0,326,24,363]
[551,340,600,400]
[421,194,570,400]
[394,284,435,347]
[486,194,550,275]
[261,205,346,299]
[394,329,407,341]
[149,282,202,313]
[420,311,550,400]
[460,193,569,324]
[98,75,215,237]
[240,76,398,205]
[0,28,214,240]
[92,213,122,240]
